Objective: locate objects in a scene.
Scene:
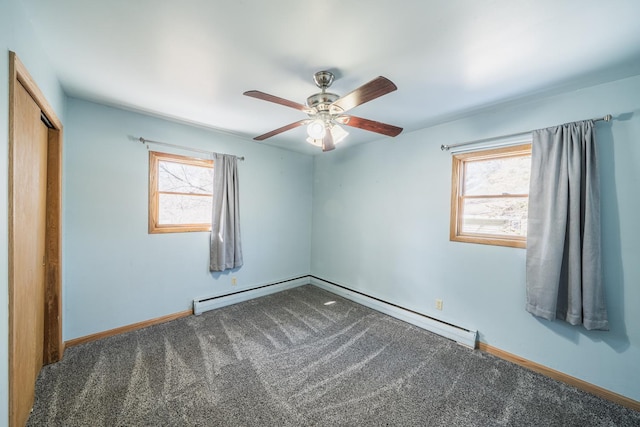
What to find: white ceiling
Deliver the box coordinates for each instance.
[21,0,640,154]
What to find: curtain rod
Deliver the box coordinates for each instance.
[138,137,245,161]
[440,114,613,152]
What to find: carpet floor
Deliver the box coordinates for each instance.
[28,285,640,426]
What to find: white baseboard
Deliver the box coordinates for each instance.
[193,276,309,315]
[309,277,477,348]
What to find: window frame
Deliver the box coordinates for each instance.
[148,151,214,234]
[449,143,531,249]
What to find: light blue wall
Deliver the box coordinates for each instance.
[63,98,313,340]
[1,0,67,424]
[311,75,640,401]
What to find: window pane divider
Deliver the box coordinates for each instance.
[461,194,528,200]
[158,191,212,197]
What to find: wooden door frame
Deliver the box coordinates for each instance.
[8,51,64,424]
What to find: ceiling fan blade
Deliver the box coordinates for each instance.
[243,90,311,112]
[336,115,403,137]
[254,120,309,141]
[322,129,335,152]
[330,76,397,113]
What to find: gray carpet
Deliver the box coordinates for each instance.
[28,285,639,426]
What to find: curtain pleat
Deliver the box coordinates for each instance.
[525,120,608,330]
[209,154,243,272]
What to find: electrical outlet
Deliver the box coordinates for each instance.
[435,299,443,310]
[231,277,237,286]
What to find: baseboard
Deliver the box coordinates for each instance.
[65,309,193,348]
[193,276,309,315]
[310,276,477,348]
[478,343,640,412]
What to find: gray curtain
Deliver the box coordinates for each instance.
[525,120,608,330]
[209,154,243,272]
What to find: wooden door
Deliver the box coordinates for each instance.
[10,81,49,427]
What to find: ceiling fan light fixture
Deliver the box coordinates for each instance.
[330,124,348,144]
[307,119,326,139]
[306,124,348,148]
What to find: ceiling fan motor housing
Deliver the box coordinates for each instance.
[306,92,340,112]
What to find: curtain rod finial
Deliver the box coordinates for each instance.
[604,114,613,122]
[441,144,450,151]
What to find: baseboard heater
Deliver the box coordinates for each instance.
[193,276,309,315]
[309,276,478,349]
[193,275,477,349]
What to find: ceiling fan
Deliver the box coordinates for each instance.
[243,71,403,152]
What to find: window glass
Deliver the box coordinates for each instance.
[158,161,213,194]
[464,156,531,196]
[461,197,529,237]
[158,193,213,225]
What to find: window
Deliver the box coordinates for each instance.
[149,151,213,233]
[450,143,531,248]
